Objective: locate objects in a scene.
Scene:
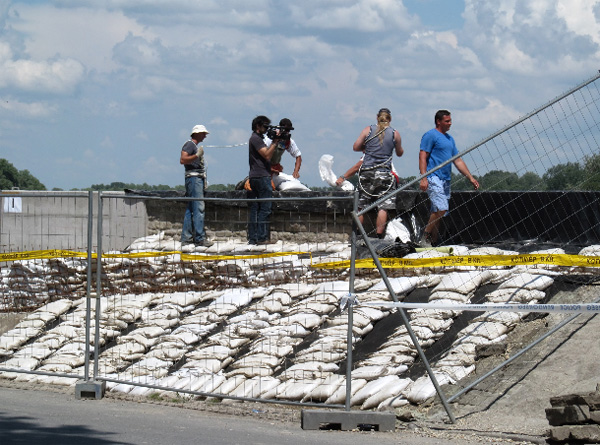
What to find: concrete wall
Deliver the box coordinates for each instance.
[0,191,148,253]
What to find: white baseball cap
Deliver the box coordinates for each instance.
[191,124,209,135]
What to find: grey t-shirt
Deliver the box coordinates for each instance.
[248,132,270,178]
[182,140,205,177]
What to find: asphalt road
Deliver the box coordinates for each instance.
[0,385,524,445]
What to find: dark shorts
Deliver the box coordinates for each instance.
[358,169,397,211]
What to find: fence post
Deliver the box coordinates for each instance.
[75,191,106,399]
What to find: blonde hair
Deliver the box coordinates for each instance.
[376,110,391,144]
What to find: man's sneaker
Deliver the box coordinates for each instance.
[257,239,276,245]
[195,239,214,247]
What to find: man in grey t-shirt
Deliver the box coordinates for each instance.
[180,124,213,247]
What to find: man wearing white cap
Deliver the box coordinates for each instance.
[179,124,213,247]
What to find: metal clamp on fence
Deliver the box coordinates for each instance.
[340,292,360,311]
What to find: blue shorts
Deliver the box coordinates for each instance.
[427,175,451,213]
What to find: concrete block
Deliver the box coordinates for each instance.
[75,380,106,400]
[546,405,590,426]
[301,410,395,431]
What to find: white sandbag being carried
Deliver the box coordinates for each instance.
[385,218,411,243]
[272,172,311,192]
[318,154,354,191]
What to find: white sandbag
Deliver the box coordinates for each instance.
[384,219,411,243]
[280,362,339,380]
[225,366,274,379]
[486,288,545,304]
[433,271,485,295]
[377,395,410,409]
[213,375,247,396]
[302,374,345,402]
[187,345,233,361]
[454,333,508,347]
[350,365,388,380]
[412,316,453,333]
[351,375,401,406]
[211,289,254,308]
[276,379,321,401]
[404,372,455,404]
[473,310,524,326]
[579,245,600,256]
[273,173,311,192]
[276,313,323,329]
[230,353,280,369]
[456,321,509,341]
[498,273,554,291]
[2,356,39,370]
[319,154,354,191]
[325,378,368,405]
[369,276,423,295]
[429,291,471,303]
[361,377,412,410]
[436,364,476,382]
[195,374,227,395]
[183,358,228,374]
[39,299,73,316]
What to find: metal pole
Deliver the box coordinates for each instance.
[344,191,359,411]
[83,191,93,381]
[351,211,456,423]
[93,192,103,380]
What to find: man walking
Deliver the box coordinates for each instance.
[419,110,479,246]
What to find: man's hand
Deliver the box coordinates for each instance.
[419,177,428,192]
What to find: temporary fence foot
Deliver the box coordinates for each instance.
[75,380,106,400]
[301,409,395,431]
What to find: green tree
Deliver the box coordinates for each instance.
[451,171,482,191]
[516,171,543,191]
[0,159,46,190]
[582,153,600,191]
[542,162,584,190]
[479,170,520,191]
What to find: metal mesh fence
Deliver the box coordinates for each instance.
[1,74,600,419]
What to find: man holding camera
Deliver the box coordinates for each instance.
[247,115,280,245]
[263,118,303,178]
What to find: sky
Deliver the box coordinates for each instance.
[0,0,599,190]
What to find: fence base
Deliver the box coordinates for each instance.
[75,380,106,400]
[301,409,395,431]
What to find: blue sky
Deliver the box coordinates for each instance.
[0,0,599,190]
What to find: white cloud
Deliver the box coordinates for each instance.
[0,41,84,93]
[9,3,154,72]
[2,1,600,190]
[290,0,417,32]
[0,97,57,118]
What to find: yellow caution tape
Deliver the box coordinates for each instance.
[314,253,600,269]
[2,249,599,270]
[0,250,88,262]
[0,249,312,263]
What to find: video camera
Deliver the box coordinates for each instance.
[266,125,293,141]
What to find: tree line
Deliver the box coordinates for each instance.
[1,153,599,192]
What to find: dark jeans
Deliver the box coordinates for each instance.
[247,176,272,244]
[181,176,206,244]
